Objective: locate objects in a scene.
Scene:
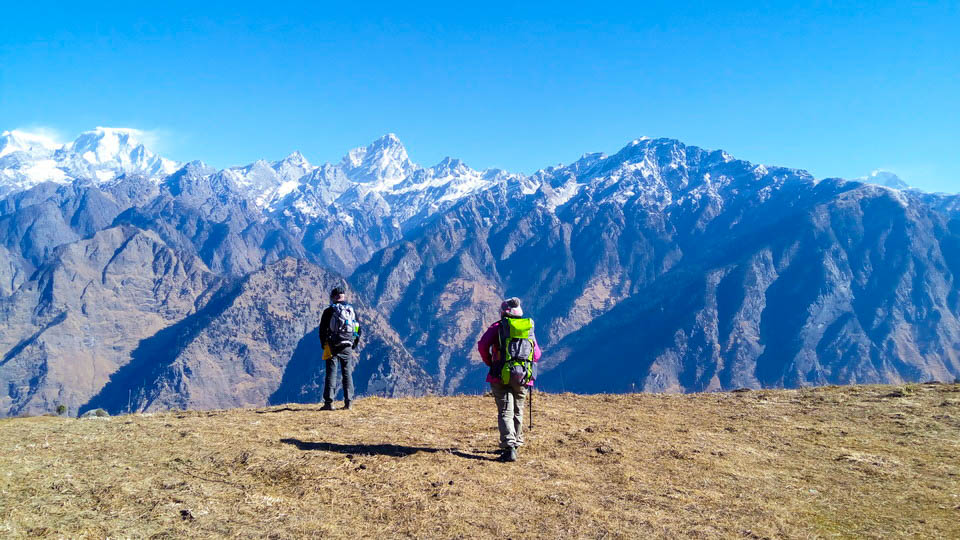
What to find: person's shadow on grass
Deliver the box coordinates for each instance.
[280,438,499,461]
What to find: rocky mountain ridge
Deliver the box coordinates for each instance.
[0,128,957,416]
[354,139,960,393]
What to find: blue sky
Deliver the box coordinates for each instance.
[1,1,957,191]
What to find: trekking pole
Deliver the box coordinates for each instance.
[529,386,534,430]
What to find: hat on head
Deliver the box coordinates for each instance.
[500,297,523,318]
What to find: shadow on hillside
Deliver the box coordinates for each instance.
[79,281,241,416]
[280,438,498,461]
[0,312,67,368]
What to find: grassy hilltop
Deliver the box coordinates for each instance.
[1,384,959,538]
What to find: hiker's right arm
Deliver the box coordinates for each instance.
[318,307,332,346]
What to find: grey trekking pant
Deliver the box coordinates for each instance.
[490,381,528,449]
[323,346,354,404]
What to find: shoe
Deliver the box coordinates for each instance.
[342,401,352,410]
[320,402,334,411]
[506,446,518,462]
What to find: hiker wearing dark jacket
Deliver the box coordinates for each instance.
[477,297,541,462]
[319,287,361,410]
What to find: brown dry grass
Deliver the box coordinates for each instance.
[1,383,959,539]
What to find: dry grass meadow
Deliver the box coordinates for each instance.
[1,383,959,538]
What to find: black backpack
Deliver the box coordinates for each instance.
[328,303,359,347]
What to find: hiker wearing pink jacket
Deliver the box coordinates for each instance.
[477,297,541,462]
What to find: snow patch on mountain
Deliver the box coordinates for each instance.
[0,130,61,158]
[544,178,583,210]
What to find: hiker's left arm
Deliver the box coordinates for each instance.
[477,324,497,365]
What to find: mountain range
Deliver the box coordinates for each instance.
[1,127,957,417]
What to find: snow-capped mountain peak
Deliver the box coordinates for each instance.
[431,156,470,176]
[0,126,180,196]
[67,127,143,157]
[273,151,312,181]
[858,170,910,190]
[279,150,309,167]
[63,127,178,178]
[341,133,417,185]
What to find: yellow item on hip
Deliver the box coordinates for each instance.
[323,343,332,361]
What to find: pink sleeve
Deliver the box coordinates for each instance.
[533,340,542,362]
[477,322,499,365]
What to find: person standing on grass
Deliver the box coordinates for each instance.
[477,297,541,462]
[319,286,361,410]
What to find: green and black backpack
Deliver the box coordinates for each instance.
[498,317,536,389]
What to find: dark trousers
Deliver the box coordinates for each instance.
[323,346,354,404]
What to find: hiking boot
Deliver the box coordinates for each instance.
[342,400,352,410]
[319,402,334,411]
[506,446,518,462]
